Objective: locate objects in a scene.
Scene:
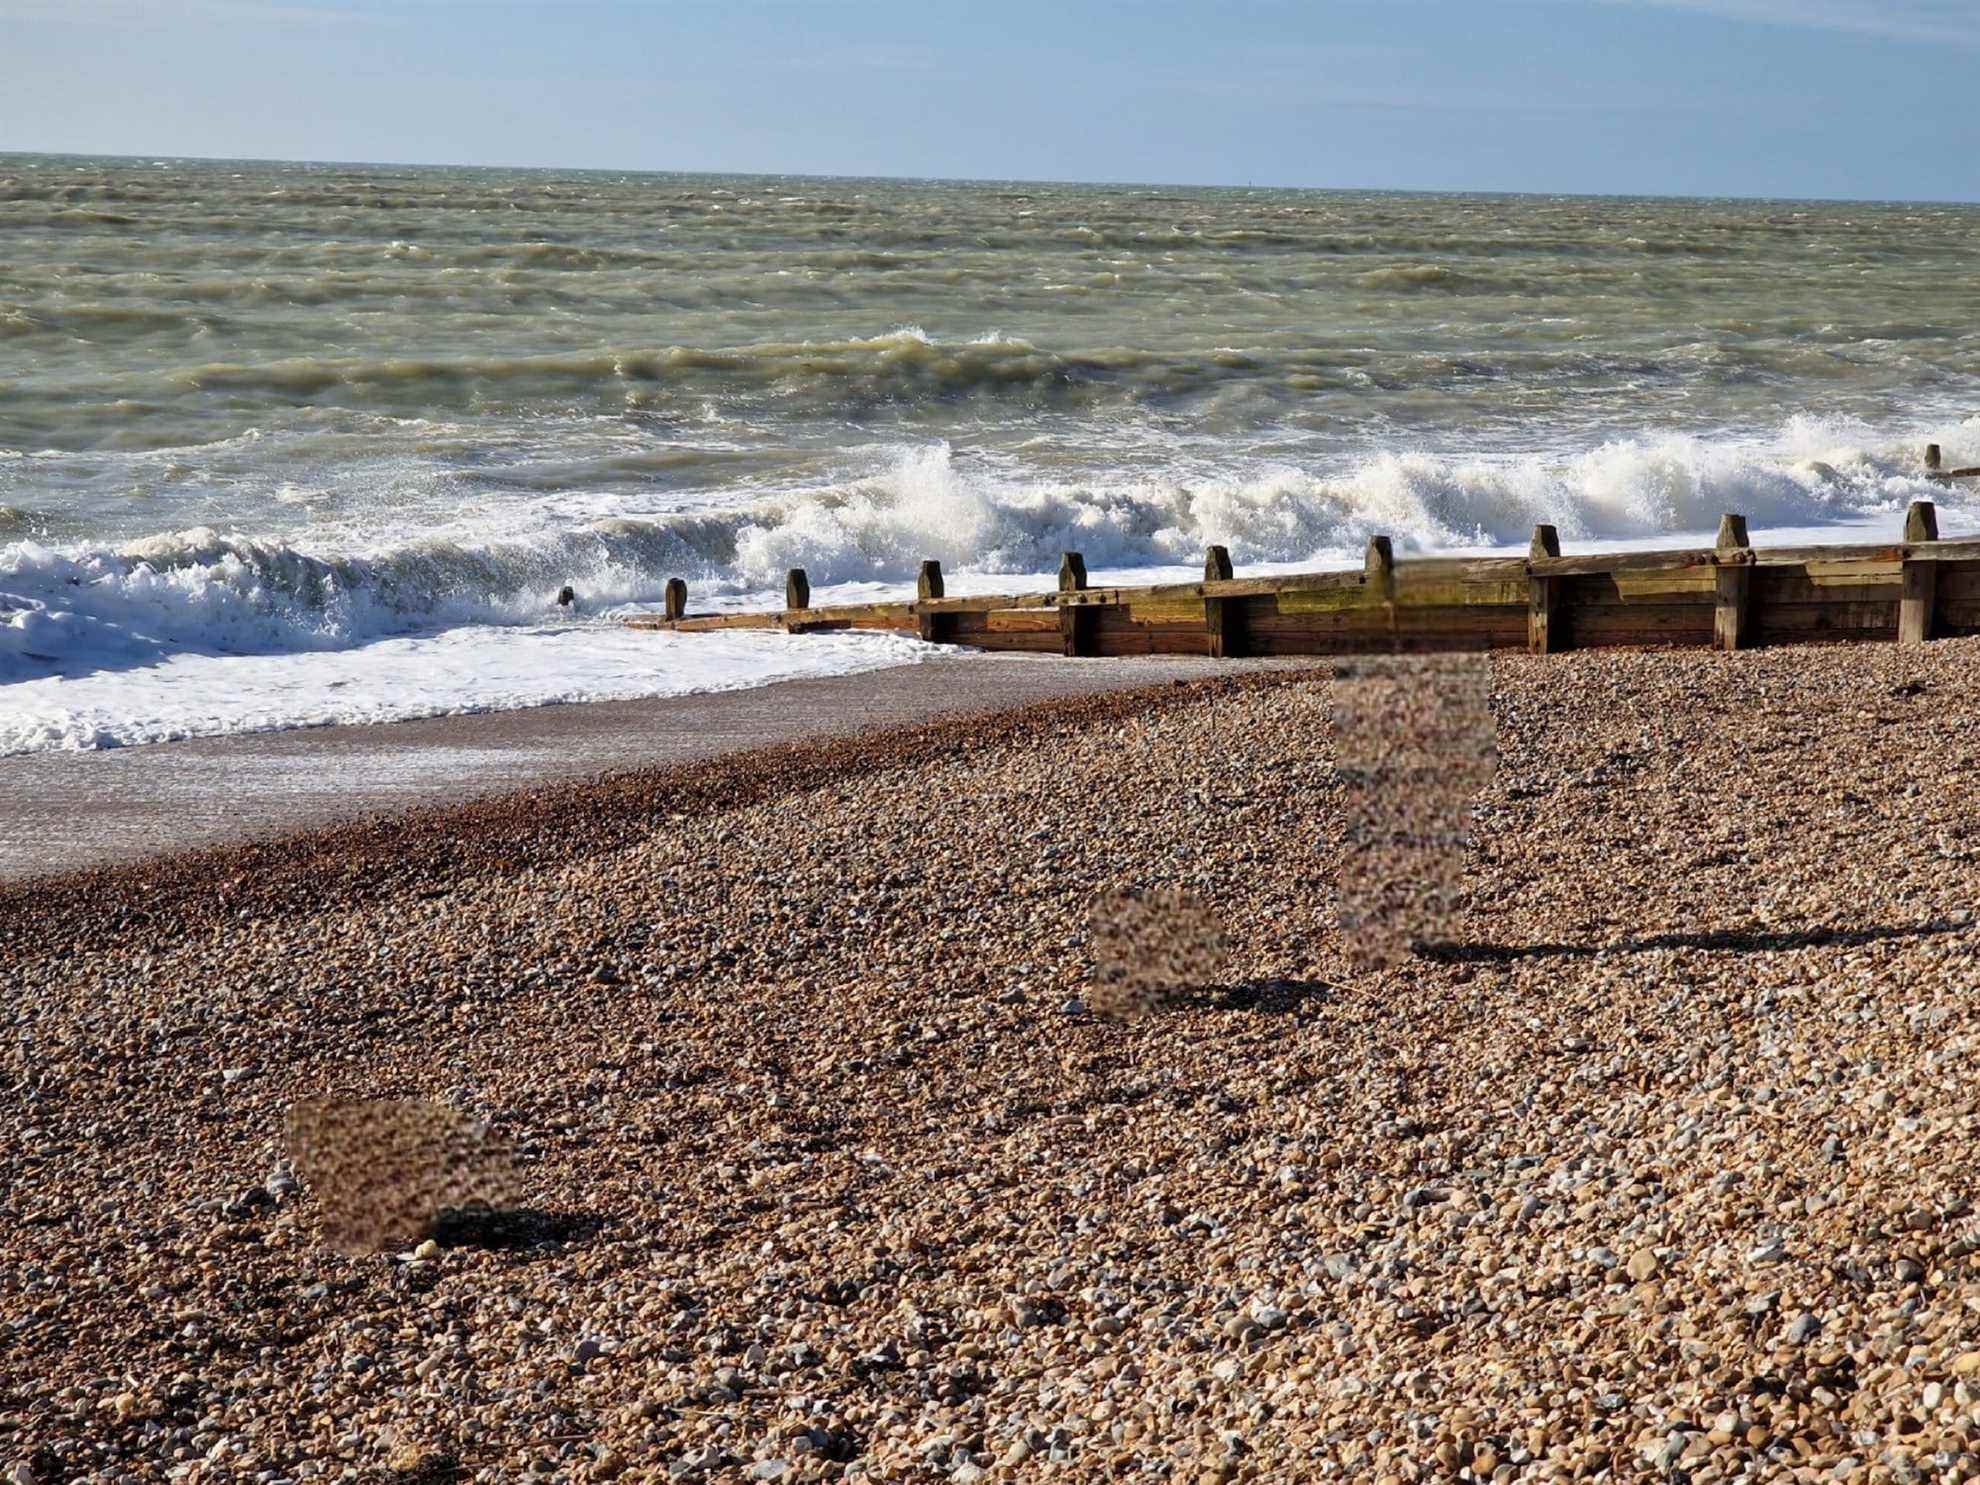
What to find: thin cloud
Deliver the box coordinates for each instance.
[2,1,374,23]
[775,43,953,75]
[1594,0,1980,47]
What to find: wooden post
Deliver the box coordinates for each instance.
[785,568,811,611]
[1058,551,1095,657]
[663,577,687,622]
[916,560,949,644]
[1901,500,1940,645]
[1713,513,1751,653]
[1364,535,1396,647]
[1364,536,1394,599]
[1927,443,1943,479]
[1203,545,1241,657]
[1527,524,1562,655]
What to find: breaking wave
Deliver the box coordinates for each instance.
[2,421,1958,685]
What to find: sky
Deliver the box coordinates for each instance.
[3,0,1978,200]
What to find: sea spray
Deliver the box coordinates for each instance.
[3,424,1963,694]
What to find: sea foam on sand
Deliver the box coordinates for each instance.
[0,623,935,755]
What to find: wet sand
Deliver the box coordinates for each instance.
[0,653,1303,882]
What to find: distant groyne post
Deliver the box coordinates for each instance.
[782,568,812,633]
[1926,443,1980,481]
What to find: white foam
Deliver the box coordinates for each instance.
[3,415,1974,754]
[0,622,934,755]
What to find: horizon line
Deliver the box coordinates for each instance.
[4,147,1977,211]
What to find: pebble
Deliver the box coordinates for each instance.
[9,650,1980,1480]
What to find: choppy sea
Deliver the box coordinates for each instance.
[4,154,1978,752]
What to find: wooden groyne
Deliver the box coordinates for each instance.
[629,452,1980,660]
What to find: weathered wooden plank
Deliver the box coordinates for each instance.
[1242,628,1522,657]
[1567,603,1715,647]
[1270,576,1528,613]
[1066,573,1358,605]
[632,611,781,633]
[1752,601,1898,640]
[1935,596,1980,631]
[1562,574,1714,607]
[1377,554,1529,581]
[1801,560,1903,584]
[1394,577,1532,606]
[1530,548,1716,577]
[983,608,1063,633]
[1522,538,1980,577]
[1276,586,1376,616]
[1092,610,1211,656]
[1125,598,1211,624]
[948,610,1062,652]
[1751,572,1901,606]
[1751,543,1900,566]
[1764,538,1980,565]
[1613,570,1720,599]
[1933,563,1980,599]
[1247,608,1527,644]
[918,591,1055,614]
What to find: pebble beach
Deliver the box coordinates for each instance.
[7,641,1980,1484]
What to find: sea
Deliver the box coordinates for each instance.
[4,154,1978,754]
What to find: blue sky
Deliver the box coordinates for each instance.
[4,0,1978,200]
